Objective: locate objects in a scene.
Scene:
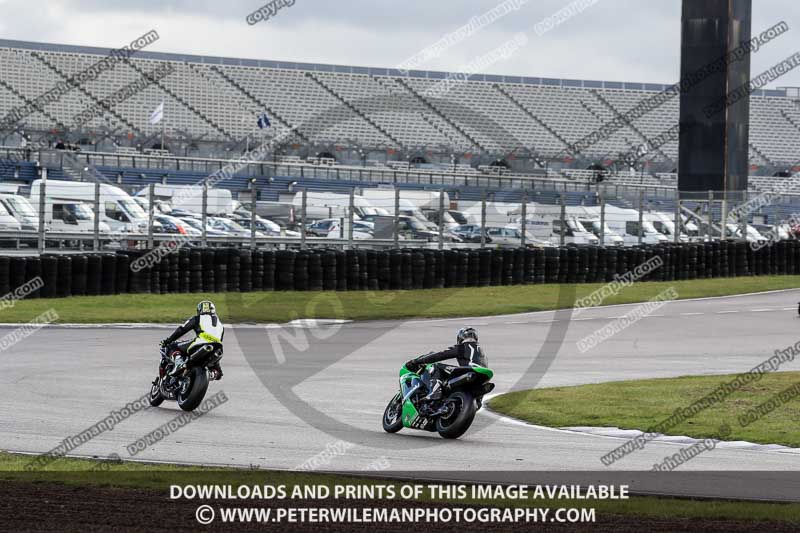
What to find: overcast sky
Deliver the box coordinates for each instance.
[1,0,799,87]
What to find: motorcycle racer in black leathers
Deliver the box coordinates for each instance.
[160,300,224,381]
[405,327,487,400]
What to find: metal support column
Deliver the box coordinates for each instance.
[393,187,400,248]
[347,187,354,249]
[300,188,308,250]
[201,182,208,248]
[147,183,155,249]
[637,189,644,246]
[37,168,46,254]
[437,188,444,250]
[480,190,487,249]
[520,193,528,248]
[93,181,100,251]
[599,193,606,247]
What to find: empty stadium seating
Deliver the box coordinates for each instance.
[0,38,798,168]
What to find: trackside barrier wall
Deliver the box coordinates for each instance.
[1,240,798,298]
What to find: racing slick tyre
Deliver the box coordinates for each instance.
[436,391,477,440]
[176,367,209,412]
[149,379,165,407]
[382,393,404,433]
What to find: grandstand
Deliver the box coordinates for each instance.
[1,38,800,175]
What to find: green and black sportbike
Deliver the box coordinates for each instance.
[382,362,495,439]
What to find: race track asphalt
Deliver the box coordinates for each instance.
[2,289,800,501]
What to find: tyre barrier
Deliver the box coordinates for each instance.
[3,241,800,300]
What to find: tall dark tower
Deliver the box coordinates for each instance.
[678,0,752,198]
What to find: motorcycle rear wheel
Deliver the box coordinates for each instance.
[382,393,404,433]
[176,367,209,412]
[436,391,477,439]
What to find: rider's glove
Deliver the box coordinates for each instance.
[405,359,421,372]
[159,339,170,349]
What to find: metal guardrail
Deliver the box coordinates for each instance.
[0,229,434,251]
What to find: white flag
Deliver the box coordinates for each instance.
[149,102,164,125]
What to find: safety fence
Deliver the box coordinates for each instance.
[1,240,799,299]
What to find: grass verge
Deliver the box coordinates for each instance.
[1,452,798,523]
[489,371,800,448]
[1,275,799,324]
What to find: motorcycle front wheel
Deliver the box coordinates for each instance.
[149,378,164,407]
[382,393,404,433]
[176,367,209,412]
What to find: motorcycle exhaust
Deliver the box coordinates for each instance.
[187,344,215,366]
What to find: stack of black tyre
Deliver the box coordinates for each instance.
[188,249,203,292]
[478,250,492,286]
[377,250,391,290]
[252,250,264,291]
[176,249,190,293]
[358,250,369,290]
[487,249,500,286]
[294,250,310,291]
[0,256,9,297]
[101,254,117,295]
[411,250,425,290]
[239,249,253,292]
[275,250,295,291]
[501,249,515,285]
[388,250,402,290]
[545,247,560,283]
[40,255,58,298]
[320,250,338,291]
[364,250,379,290]
[86,255,102,296]
[345,250,360,291]
[214,249,228,293]
[262,250,276,291]
[307,250,324,291]
[59,255,73,297]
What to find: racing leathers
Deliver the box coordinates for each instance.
[161,313,225,380]
[405,341,487,400]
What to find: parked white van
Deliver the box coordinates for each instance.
[0,194,38,230]
[292,192,390,220]
[137,185,233,216]
[583,205,667,246]
[511,204,599,245]
[30,180,136,233]
[31,180,148,233]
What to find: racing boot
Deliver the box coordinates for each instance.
[208,365,223,381]
[169,355,187,376]
[423,379,444,401]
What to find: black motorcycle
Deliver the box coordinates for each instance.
[149,342,222,411]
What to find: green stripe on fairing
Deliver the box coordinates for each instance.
[399,365,418,378]
[472,366,494,379]
[401,399,419,428]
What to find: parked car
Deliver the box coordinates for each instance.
[230,214,282,236]
[306,218,337,237]
[177,216,229,237]
[154,215,201,236]
[424,209,469,229]
[325,220,373,240]
[208,216,265,238]
[308,218,374,237]
[452,224,483,240]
